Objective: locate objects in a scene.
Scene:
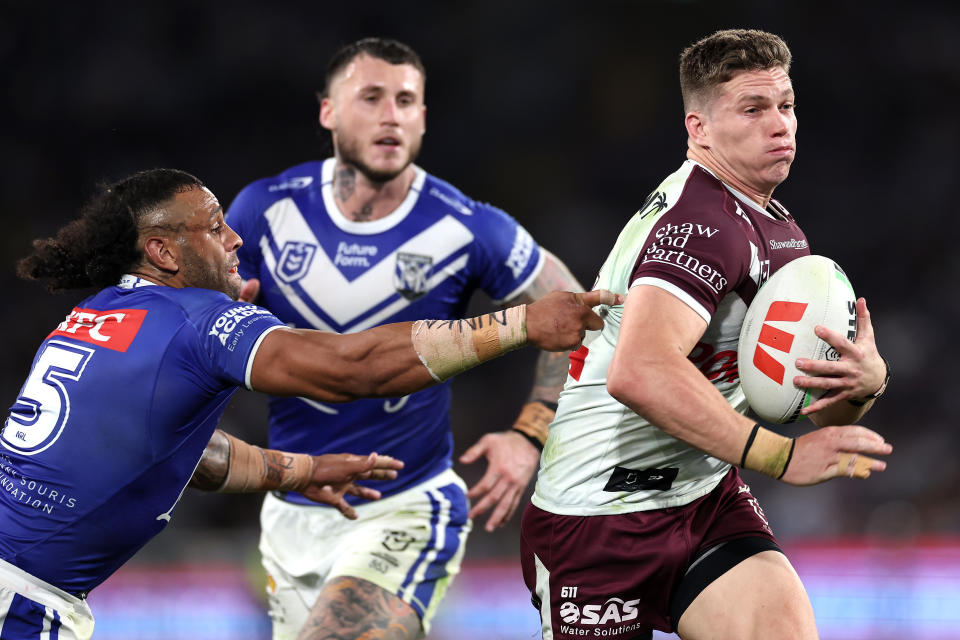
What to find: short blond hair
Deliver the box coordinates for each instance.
[679,29,792,111]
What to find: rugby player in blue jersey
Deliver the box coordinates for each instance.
[0,168,616,639]
[226,37,586,639]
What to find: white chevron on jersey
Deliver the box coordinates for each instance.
[260,198,474,332]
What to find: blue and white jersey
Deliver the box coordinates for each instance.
[227,159,543,503]
[0,278,284,594]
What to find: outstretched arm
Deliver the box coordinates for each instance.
[460,249,586,531]
[249,289,619,403]
[190,429,404,519]
[607,285,892,486]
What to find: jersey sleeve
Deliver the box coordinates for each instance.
[226,183,269,283]
[629,206,751,323]
[193,300,286,390]
[469,203,544,304]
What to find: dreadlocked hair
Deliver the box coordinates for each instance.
[17,168,204,291]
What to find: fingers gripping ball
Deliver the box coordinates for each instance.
[738,255,857,423]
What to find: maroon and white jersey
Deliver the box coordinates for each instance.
[533,161,811,515]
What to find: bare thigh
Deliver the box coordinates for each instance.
[296,576,423,640]
[676,550,818,640]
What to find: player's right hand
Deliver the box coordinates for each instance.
[300,453,404,519]
[779,426,892,486]
[526,289,623,351]
[239,277,261,303]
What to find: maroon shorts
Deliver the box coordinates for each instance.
[520,467,779,637]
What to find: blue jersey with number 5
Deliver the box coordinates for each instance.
[0,279,284,594]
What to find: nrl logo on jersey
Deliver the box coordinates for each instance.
[394,252,433,301]
[276,241,317,284]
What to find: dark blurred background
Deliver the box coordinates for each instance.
[2,0,958,634]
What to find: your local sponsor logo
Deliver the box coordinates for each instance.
[208,305,273,347]
[334,241,378,268]
[769,238,808,250]
[641,221,727,292]
[505,226,534,279]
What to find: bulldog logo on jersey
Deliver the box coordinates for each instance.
[276,242,317,284]
[394,252,433,300]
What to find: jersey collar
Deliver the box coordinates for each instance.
[320,158,427,235]
[118,274,158,289]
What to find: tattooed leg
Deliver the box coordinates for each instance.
[296,576,422,640]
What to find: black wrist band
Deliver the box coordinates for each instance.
[740,423,761,468]
[512,428,544,452]
[776,439,796,480]
[535,400,559,412]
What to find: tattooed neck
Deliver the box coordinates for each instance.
[335,165,356,202]
[334,165,377,222]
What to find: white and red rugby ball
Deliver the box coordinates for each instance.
[737,255,857,424]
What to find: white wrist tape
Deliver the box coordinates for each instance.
[411,305,527,382]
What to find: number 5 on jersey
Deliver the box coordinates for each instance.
[4,341,94,455]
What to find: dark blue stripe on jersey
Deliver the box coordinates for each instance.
[2,593,46,638]
[411,483,468,611]
[268,243,473,334]
[399,490,444,602]
[51,609,60,640]
[341,246,472,332]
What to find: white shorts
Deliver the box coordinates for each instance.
[0,559,94,640]
[259,467,471,639]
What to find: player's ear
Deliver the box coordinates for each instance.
[142,236,180,274]
[319,97,335,131]
[685,110,708,147]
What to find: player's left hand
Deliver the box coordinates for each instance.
[460,431,540,532]
[793,297,886,414]
[300,453,404,520]
[239,278,261,303]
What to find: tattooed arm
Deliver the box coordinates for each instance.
[249,287,614,403]
[459,249,586,531]
[189,430,404,519]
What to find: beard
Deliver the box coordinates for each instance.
[179,245,241,300]
[335,131,422,184]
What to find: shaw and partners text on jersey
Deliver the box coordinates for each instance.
[641,222,727,292]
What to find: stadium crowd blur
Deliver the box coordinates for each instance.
[2,0,957,570]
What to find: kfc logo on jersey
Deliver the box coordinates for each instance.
[47,307,148,352]
[276,241,317,284]
[752,301,808,384]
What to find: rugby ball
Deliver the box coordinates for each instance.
[737,255,857,423]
